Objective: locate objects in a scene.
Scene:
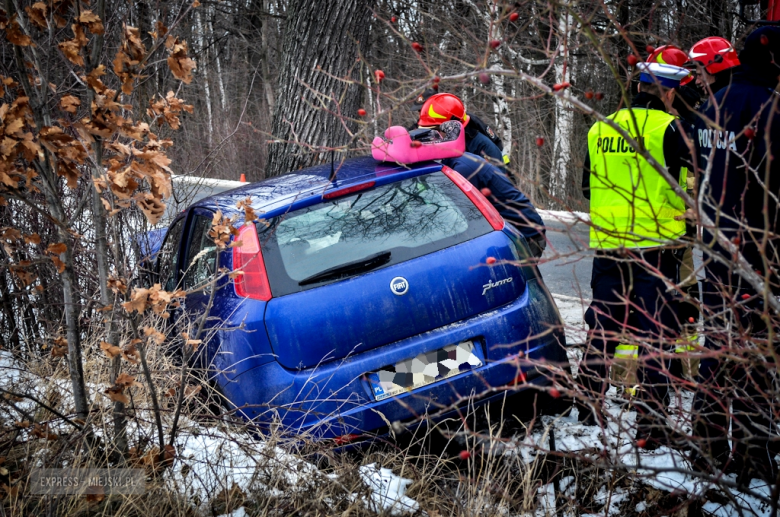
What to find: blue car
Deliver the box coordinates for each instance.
[148,156,567,441]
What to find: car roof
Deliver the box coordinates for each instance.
[191,156,442,219]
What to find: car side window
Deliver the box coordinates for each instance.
[157,218,185,292]
[183,214,217,290]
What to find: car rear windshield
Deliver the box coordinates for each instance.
[257,171,493,296]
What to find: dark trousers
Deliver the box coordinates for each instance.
[579,248,681,432]
[692,257,778,473]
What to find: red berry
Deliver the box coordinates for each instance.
[509,12,520,22]
[458,450,471,460]
[549,388,560,399]
[432,83,439,91]
[412,42,423,52]
[480,187,491,197]
[433,76,440,83]
[636,439,647,449]
[486,256,497,265]
[585,90,594,99]
[646,45,655,53]
[375,70,385,82]
[391,16,397,23]
[595,92,605,100]
[688,317,695,323]
[553,83,564,91]
[742,293,750,300]
[357,108,367,116]
[732,236,741,245]
[410,141,422,148]
[536,136,544,147]
[627,54,639,66]
[745,128,756,140]
[479,72,491,84]
[489,39,501,49]
[761,34,769,46]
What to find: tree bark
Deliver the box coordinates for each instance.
[265,0,371,177]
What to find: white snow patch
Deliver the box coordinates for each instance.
[358,463,420,515]
[538,210,590,224]
[552,293,589,345]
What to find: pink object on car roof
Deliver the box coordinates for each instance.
[372,121,466,164]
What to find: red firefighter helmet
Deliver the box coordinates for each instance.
[647,45,693,85]
[418,93,469,127]
[688,37,740,75]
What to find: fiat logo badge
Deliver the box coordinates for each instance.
[390,277,409,296]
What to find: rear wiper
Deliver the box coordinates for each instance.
[298,251,392,286]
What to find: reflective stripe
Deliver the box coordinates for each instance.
[615,344,638,358]
[587,109,686,249]
[675,334,698,352]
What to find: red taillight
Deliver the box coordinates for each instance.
[440,166,504,230]
[323,181,376,200]
[232,224,272,301]
[334,433,362,445]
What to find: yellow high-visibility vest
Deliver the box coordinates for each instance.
[587,109,686,249]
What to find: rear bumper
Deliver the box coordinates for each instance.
[219,278,566,438]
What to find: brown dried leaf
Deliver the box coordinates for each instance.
[104,385,129,404]
[47,242,66,255]
[25,3,48,30]
[78,10,104,35]
[115,372,141,388]
[166,38,196,84]
[5,18,33,46]
[135,192,166,225]
[58,25,88,66]
[100,341,122,359]
[184,384,202,398]
[122,287,149,313]
[60,95,80,114]
[142,326,166,345]
[23,233,40,245]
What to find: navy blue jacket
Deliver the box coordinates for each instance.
[694,66,780,268]
[442,153,544,239]
[466,132,506,172]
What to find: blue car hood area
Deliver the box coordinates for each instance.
[264,230,526,369]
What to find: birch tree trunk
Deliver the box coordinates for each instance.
[265,0,371,177]
[550,9,574,205]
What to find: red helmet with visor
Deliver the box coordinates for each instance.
[688,37,740,75]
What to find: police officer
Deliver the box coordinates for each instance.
[579,62,690,446]
[440,152,546,257]
[414,90,509,170]
[690,27,780,484]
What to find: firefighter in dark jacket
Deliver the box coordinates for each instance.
[690,27,780,483]
[413,90,509,170]
[580,62,690,446]
[441,152,546,257]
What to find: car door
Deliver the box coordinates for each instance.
[179,209,219,345]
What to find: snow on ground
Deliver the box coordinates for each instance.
[551,293,589,345]
[538,210,591,224]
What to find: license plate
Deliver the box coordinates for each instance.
[366,341,484,401]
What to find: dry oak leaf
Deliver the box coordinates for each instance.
[58,24,88,66]
[165,37,196,84]
[236,197,261,224]
[107,275,127,293]
[123,341,140,364]
[209,210,239,248]
[5,17,33,47]
[122,287,149,313]
[135,192,166,225]
[23,233,40,245]
[142,325,166,344]
[104,385,129,404]
[100,341,122,359]
[78,10,104,35]
[59,95,81,114]
[184,384,202,398]
[47,242,67,255]
[115,372,142,388]
[25,3,48,30]
[51,336,68,357]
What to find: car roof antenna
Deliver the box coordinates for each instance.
[329,150,336,183]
